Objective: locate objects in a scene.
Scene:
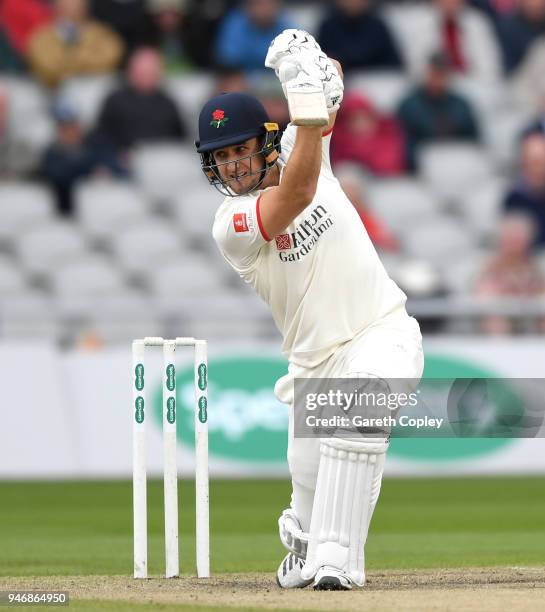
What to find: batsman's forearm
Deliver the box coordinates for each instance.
[258,125,323,238]
[280,126,322,206]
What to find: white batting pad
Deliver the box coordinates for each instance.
[300,437,389,586]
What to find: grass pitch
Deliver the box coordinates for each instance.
[0,478,544,610]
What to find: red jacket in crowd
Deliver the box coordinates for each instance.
[331,91,406,176]
[1,0,52,53]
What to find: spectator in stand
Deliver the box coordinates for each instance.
[404,0,501,82]
[504,134,545,249]
[215,0,294,72]
[89,0,155,56]
[179,0,237,69]
[42,99,128,215]
[27,0,124,88]
[95,47,186,152]
[397,52,480,170]
[0,0,52,61]
[317,0,403,72]
[335,164,399,251]
[496,0,545,73]
[475,214,545,334]
[147,0,194,72]
[331,91,406,176]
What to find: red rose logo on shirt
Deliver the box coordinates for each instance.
[275,234,291,250]
[211,109,229,128]
[233,213,249,233]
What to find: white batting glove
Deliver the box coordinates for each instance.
[265,29,321,70]
[277,57,323,106]
[277,51,344,114]
[281,67,323,98]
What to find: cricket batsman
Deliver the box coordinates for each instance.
[195,30,424,590]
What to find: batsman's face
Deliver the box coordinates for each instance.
[213,137,265,195]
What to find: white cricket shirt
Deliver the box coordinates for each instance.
[212,124,407,368]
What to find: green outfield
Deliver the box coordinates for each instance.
[2,477,545,575]
[1,478,544,610]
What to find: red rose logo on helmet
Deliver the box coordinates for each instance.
[210,109,229,128]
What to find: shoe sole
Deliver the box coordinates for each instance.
[313,576,352,591]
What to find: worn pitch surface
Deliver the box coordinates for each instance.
[2,568,545,611]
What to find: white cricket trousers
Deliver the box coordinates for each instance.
[274,307,424,531]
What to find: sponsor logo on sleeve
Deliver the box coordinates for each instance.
[233,213,249,233]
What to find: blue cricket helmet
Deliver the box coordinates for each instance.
[195,92,281,196]
[196,92,272,152]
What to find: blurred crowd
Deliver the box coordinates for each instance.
[1,0,545,337]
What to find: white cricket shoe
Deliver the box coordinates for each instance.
[276,553,313,589]
[312,566,354,591]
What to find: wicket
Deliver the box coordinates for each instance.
[132,337,209,579]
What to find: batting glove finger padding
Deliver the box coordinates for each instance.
[277,53,324,96]
[265,29,321,70]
